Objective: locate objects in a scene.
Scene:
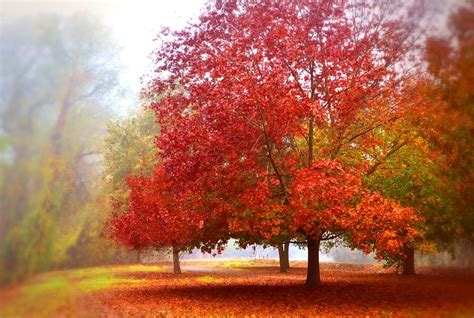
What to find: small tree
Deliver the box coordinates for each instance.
[102,109,160,262]
[107,165,229,273]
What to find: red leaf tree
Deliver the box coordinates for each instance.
[107,165,228,273]
[147,0,424,285]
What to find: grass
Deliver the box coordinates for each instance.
[0,264,164,317]
[77,275,144,292]
[222,260,251,267]
[27,277,68,296]
[195,275,224,283]
[69,264,164,279]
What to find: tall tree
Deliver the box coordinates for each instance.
[0,13,122,284]
[418,0,474,259]
[147,0,424,286]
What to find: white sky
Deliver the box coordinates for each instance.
[0,0,459,114]
[1,0,207,112]
[101,0,207,100]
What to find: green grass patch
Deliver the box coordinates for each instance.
[78,275,145,292]
[69,264,164,279]
[69,267,112,279]
[1,277,74,317]
[0,264,163,317]
[27,277,68,296]
[222,261,249,267]
[195,275,224,283]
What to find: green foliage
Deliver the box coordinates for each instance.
[367,136,442,208]
[103,109,159,211]
[0,13,128,285]
[365,133,451,252]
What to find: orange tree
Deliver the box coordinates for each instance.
[364,122,446,274]
[146,0,425,286]
[417,1,474,253]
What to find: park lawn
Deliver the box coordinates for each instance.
[0,264,163,317]
[0,261,473,317]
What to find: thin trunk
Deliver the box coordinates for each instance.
[172,245,181,274]
[284,241,290,270]
[136,250,141,263]
[402,245,415,275]
[277,242,290,273]
[114,248,122,263]
[306,238,321,286]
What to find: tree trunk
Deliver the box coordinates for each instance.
[172,245,181,274]
[402,245,415,275]
[136,250,141,263]
[306,238,321,286]
[284,241,290,270]
[114,248,122,263]
[277,242,290,273]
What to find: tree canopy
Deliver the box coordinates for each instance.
[113,0,429,286]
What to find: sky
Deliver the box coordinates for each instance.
[1,0,208,112]
[1,0,459,112]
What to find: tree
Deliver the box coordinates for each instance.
[343,1,474,274]
[107,165,228,273]
[103,109,231,272]
[364,120,448,275]
[103,109,189,271]
[101,109,160,262]
[416,0,474,261]
[147,0,424,286]
[0,13,123,284]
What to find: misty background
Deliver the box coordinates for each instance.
[0,0,470,285]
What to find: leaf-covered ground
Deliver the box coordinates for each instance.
[1,260,473,317]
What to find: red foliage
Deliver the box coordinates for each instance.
[290,160,362,238]
[352,192,422,258]
[128,0,426,278]
[107,165,228,253]
[230,160,421,260]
